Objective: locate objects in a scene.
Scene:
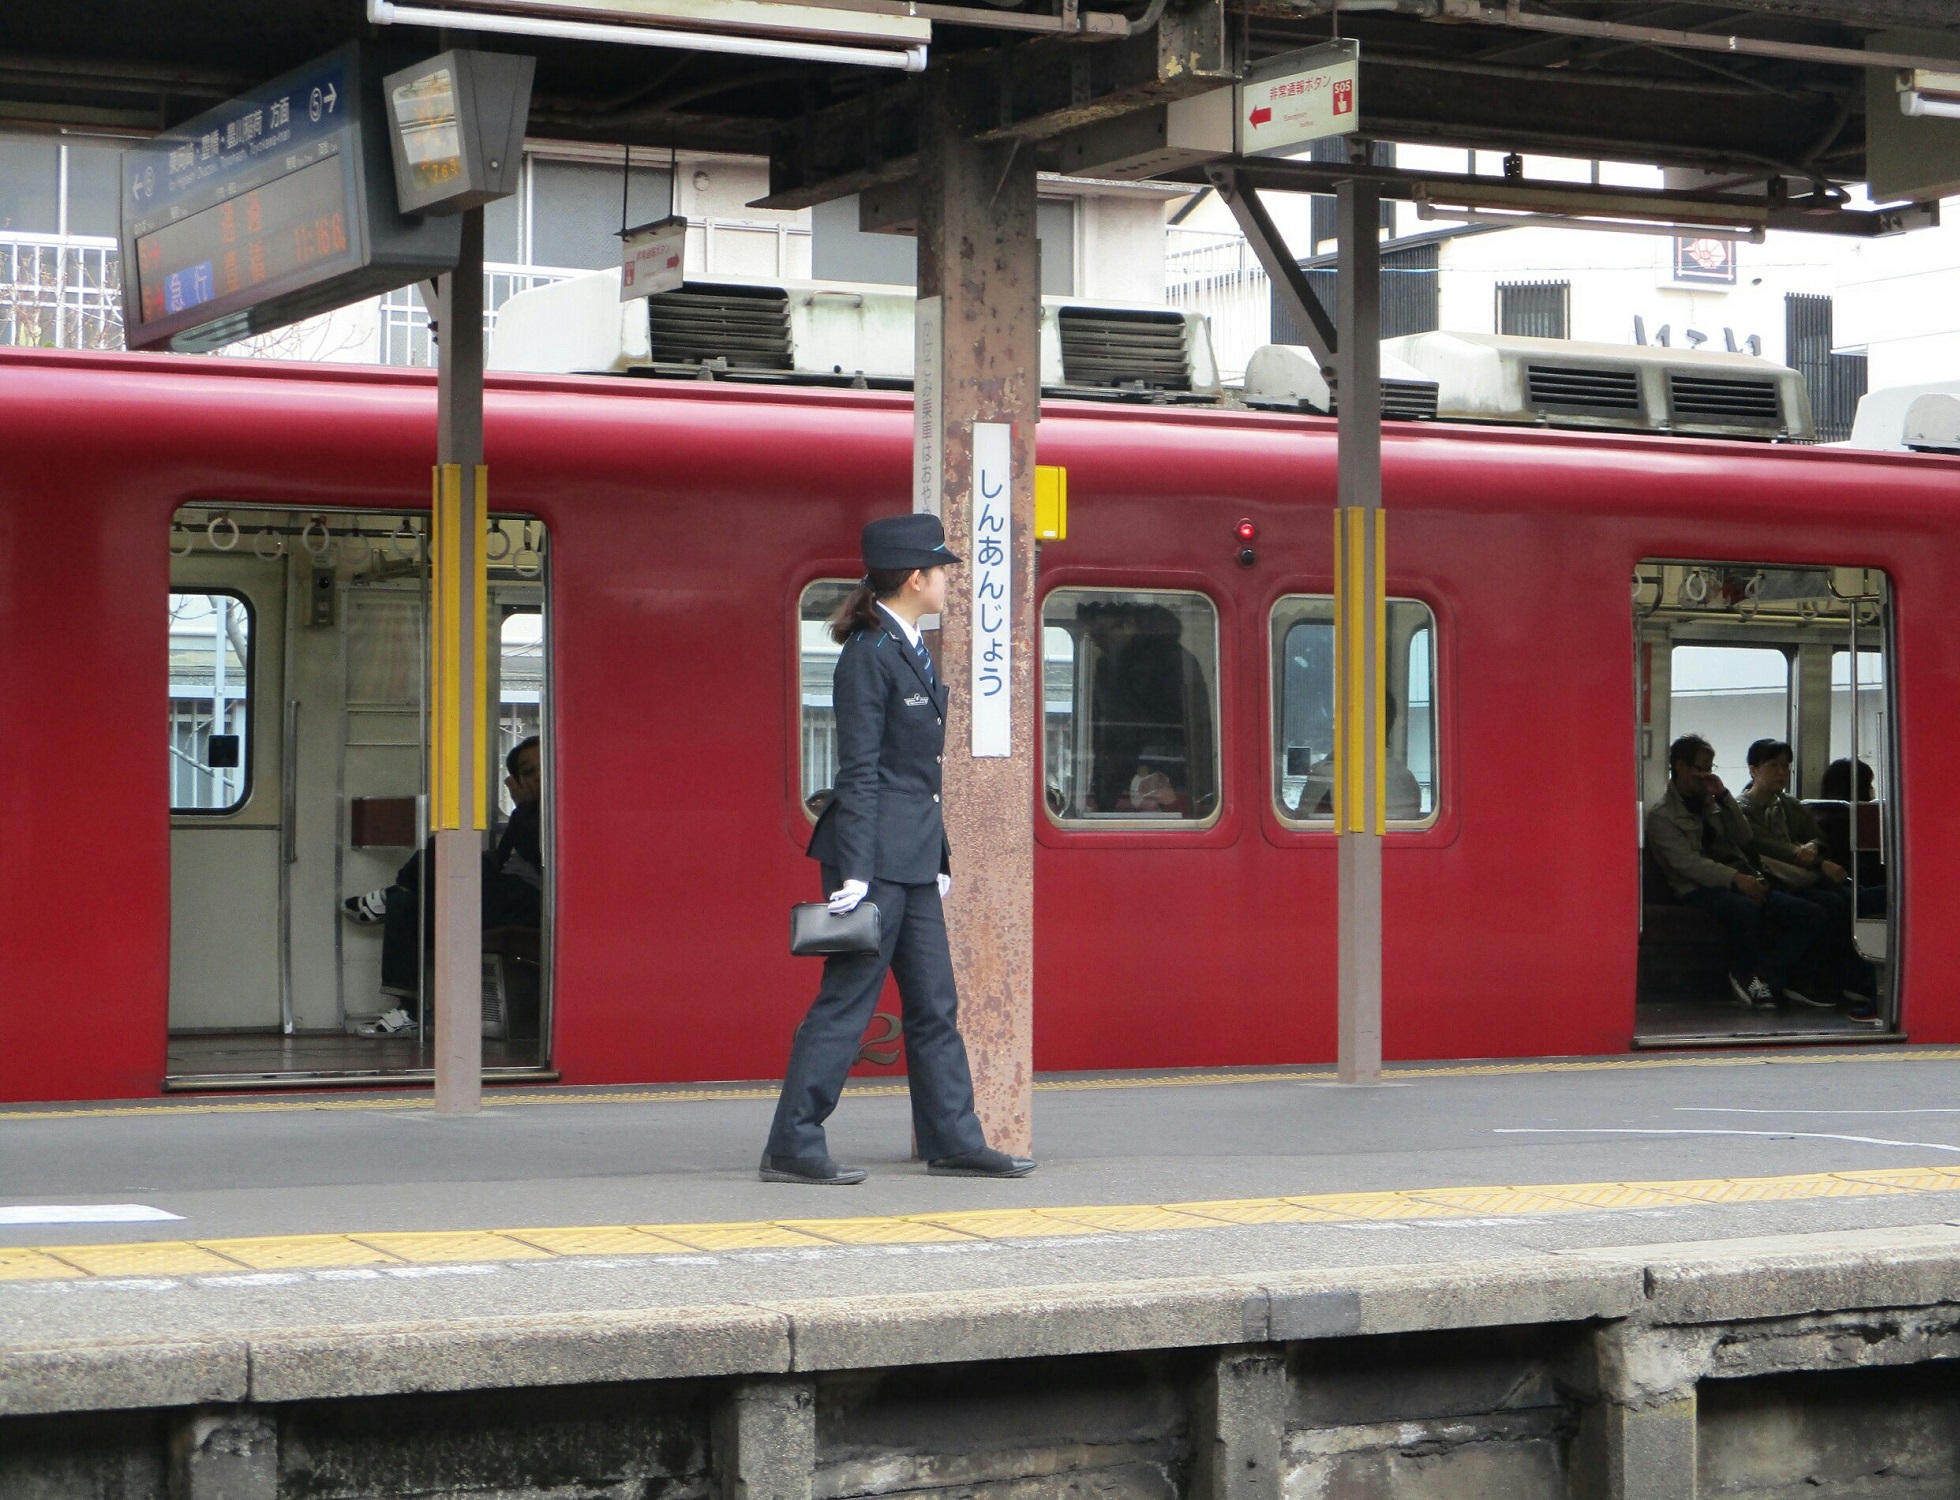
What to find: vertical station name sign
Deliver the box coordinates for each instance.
[1237,39,1360,156]
[120,44,463,352]
[969,422,1013,758]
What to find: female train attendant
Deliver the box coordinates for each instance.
[761,514,1037,1185]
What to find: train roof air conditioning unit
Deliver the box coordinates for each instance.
[492,271,1222,400]
[1841,380,1960,452]
[490,269,918,385]
[1381,331,1813,441]
[1904,393,1960,453]
[1241,344,1440,420]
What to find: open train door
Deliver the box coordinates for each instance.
[1633,561,1898,1046]
[166,505,555,1088]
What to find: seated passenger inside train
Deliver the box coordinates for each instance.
[1739,738,1879,1018]
[1081,600,1213,817]
[1289,694,1424,821]
[1815,757,1887,918]
[1645,734,1826,1011]
[342,736,543,1033]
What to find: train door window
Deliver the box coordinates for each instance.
[1270,595,1439,825]
[1040,588,1220,825]
[797,580,855,817]
[168,591,252,813]
[1633,562,1896,1043]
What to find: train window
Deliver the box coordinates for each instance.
[1831,650,1887,800]
[1271,596,1438,825]
[1668,645,1790,791]
[1040,589,1220,825]
[168,590,252,813]
[498,610,544,817]
[798,580,856,818]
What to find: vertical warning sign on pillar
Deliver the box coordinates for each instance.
[969,420,1012,758]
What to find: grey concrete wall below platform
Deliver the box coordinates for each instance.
[13,1227,1960,1498]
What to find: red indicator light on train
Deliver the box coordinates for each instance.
[1236,519,1257,542]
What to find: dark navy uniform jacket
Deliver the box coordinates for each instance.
[807,617,951,886]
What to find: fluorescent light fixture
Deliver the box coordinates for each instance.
[367,0,930,71]
[1899,68,1960,121]
[1415,203,1766,244]
[1412,180,1769,234]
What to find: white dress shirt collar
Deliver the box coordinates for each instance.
[876,601,922,649]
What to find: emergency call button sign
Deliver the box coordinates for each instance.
[1237,39,1360,157]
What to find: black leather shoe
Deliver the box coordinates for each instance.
[759,1153,866,1185]
[927,1147,1036,1178]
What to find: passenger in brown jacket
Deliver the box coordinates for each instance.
[1645,734,1824,1010]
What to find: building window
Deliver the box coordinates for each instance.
[1038,198,1076,297]
[1785,293,1867,444]
[1498,280,1570,340]
[169,591,252,814]
[1041,589,1220,824]
[1272,596,1438,824]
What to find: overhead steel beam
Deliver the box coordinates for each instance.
[760,0,1229,208]
[1438,0,1960,74]
[1206,165,1337,371]
[1690,0,1960,28]
[1195,156,1940,235]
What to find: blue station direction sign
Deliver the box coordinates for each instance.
[120,44,462,352]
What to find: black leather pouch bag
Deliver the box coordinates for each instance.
[790,901,882,957]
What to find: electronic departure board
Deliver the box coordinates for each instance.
[120,45,461,353]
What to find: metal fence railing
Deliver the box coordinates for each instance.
[0,233,124,351]
[378,266,580,368]
[1165,228,1271,385]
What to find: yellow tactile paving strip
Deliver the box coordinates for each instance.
[9,1047,1960,1122]
[9,1163,1960,1284]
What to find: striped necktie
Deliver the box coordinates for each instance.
[912,636,937,687]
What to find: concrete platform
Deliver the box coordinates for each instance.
[7,1048,1960,1354]
[14,1052,1960,1497]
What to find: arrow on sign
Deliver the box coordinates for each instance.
[323,82,338,113]
[1248,105,1273,126]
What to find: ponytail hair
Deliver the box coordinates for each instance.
[828,567,917,644]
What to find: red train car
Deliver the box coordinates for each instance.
[1,344,1952,1103]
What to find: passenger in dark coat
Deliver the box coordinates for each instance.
[761,514,1036,1185]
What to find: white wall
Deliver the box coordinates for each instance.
[1835,215,1960,389]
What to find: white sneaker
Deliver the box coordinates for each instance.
[358,1007,418,1036]
[1729,974,1775,1008]
[341,890,389,924]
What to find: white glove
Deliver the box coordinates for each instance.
[936,873,952,898]
[828,879,869,914]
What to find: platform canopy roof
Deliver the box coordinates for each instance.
[8,2,1960,212]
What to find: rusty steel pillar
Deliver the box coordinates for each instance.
[915,81,1039,1156]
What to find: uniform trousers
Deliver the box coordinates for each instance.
[766,868,988,1163]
